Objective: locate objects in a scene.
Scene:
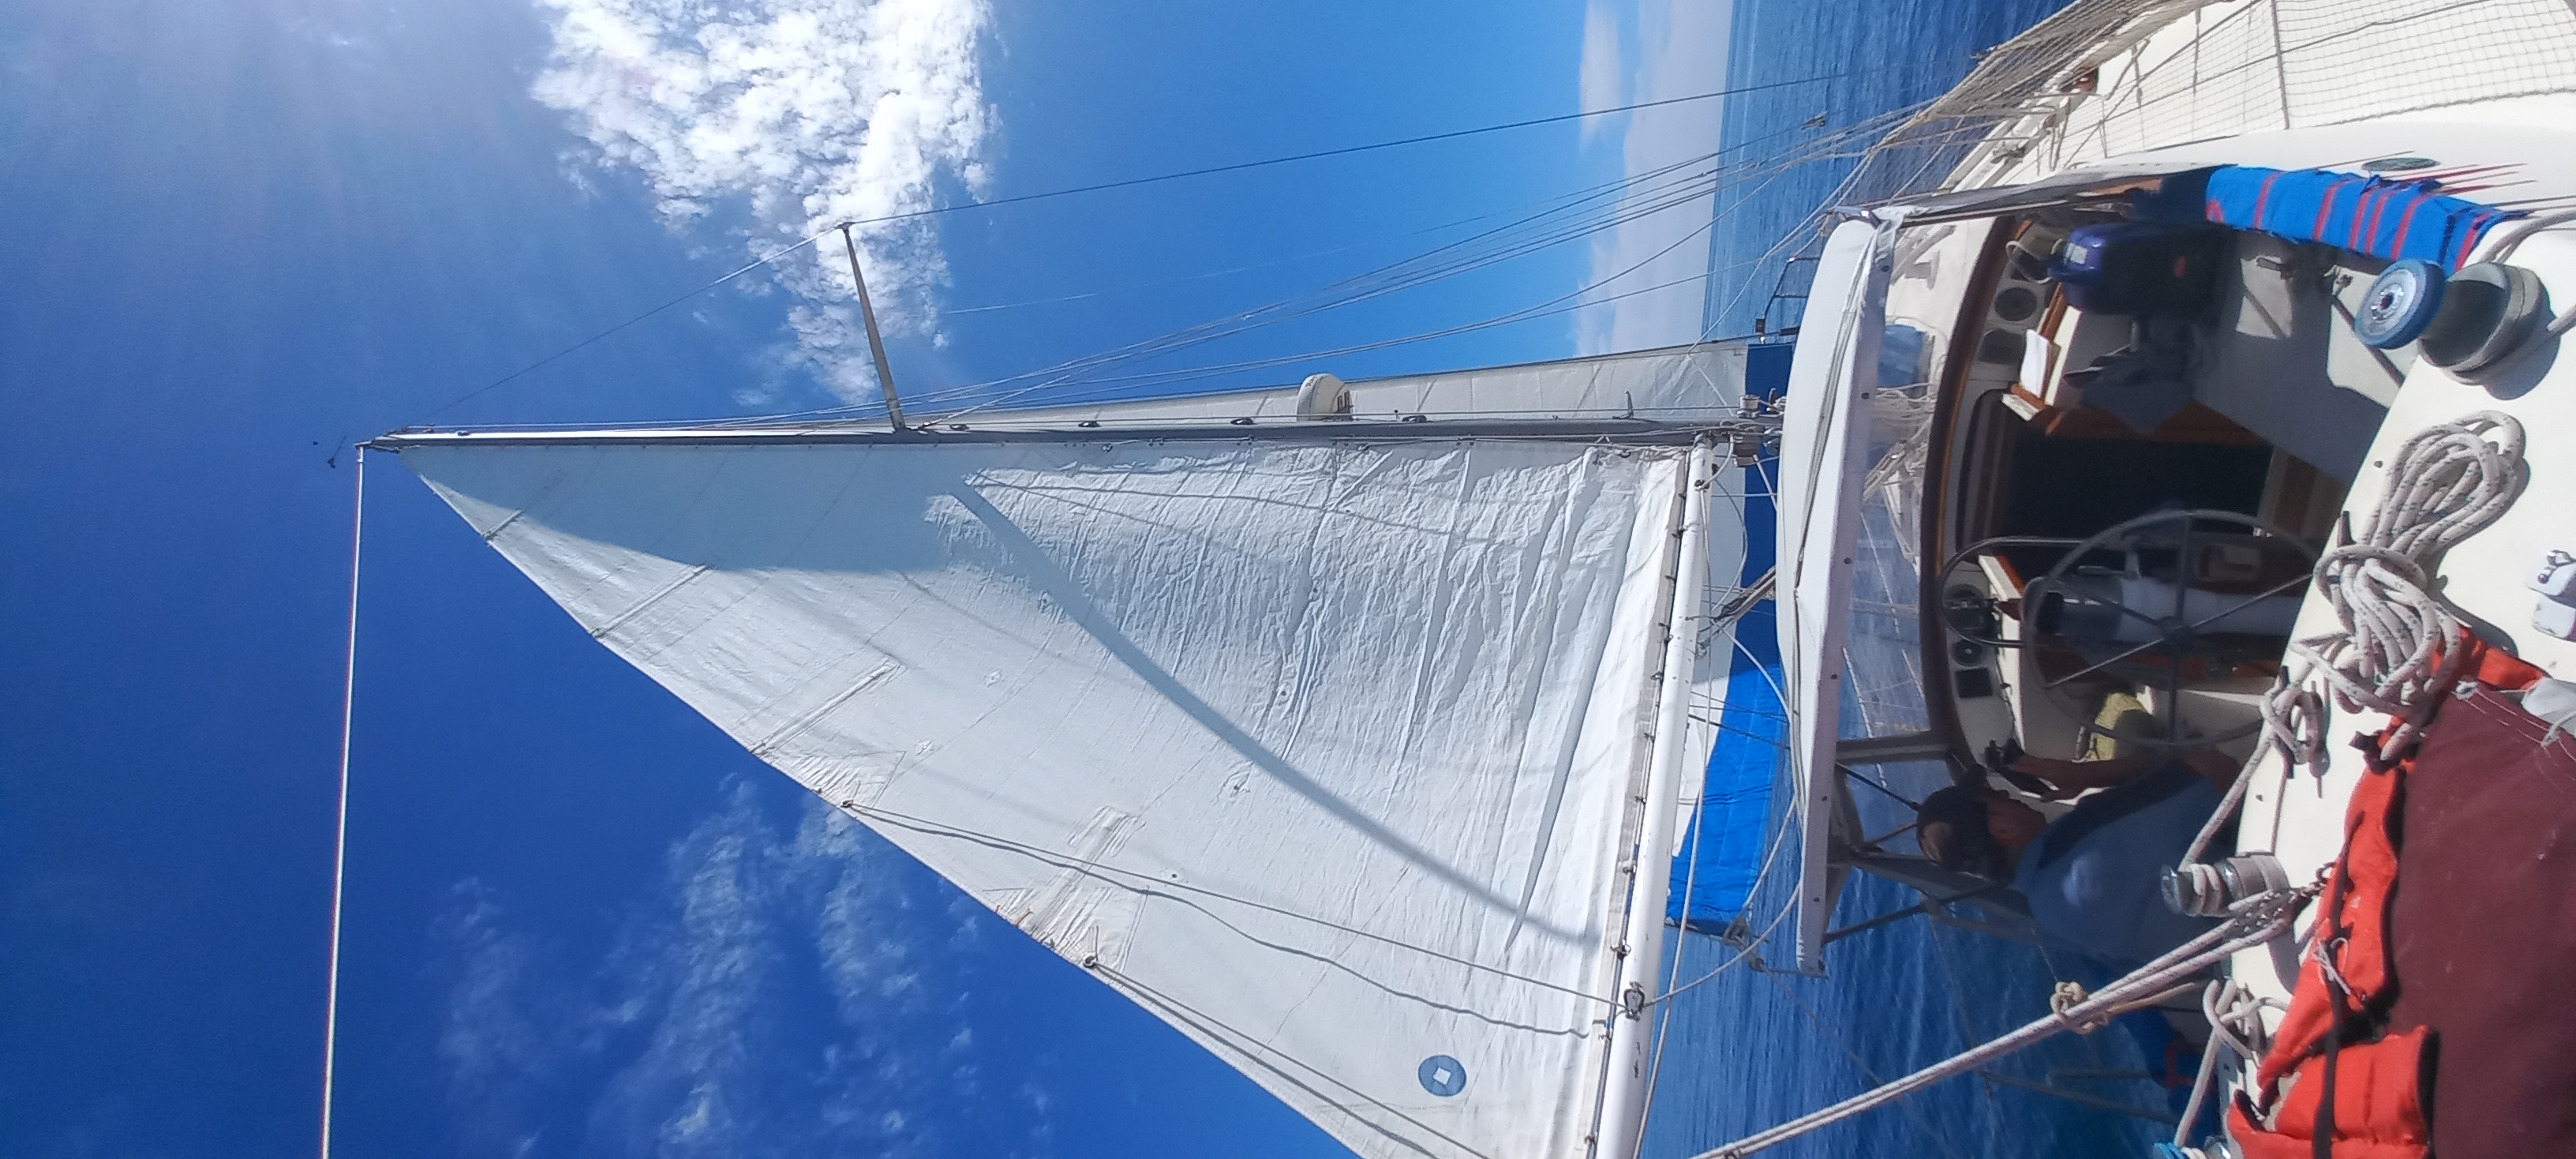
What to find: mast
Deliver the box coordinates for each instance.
[838,223,906,431]
[1593,437,1719,1159]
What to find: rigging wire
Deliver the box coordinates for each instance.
[415,133,1716,429]
[416,235,826,424]
[831,110,1921,421]
[406,102,1906,438]
[1638,675,1727,1150]
[1922,913,2007,1123]
[650,150,1743,428]
[821,142,1768,418]
[759,107,1904,427]
[405,66,1946,428]
[1647,643,1808,1004]
[937,217,1488,316]
[927,135,1779,319]
[913,123,1896,420]
[1653,862,1799,1007]
[839,58,1967,230]
[1701,99,1942,330]
[1760,970,1974,1159]
[317,448,365,1159]
[943,260,1720,421]
[930,133,1750,321]
[1638,542,1781,1146]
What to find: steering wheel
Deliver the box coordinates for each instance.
[2021,509,2318,749]
[1935,534,2093,651]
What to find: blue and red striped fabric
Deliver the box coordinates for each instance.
[2134,166,2515,271]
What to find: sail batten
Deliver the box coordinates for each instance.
[401,432,1704,1159]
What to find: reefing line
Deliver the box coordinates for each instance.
[318,447,365,1159]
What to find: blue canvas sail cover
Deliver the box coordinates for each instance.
[2132,165,2517,271]
[1664,510,1783,933]
[1668,342,1793,932]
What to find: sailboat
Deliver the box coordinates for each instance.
[1718,1,2576,1157]
[358,1,2576,1156]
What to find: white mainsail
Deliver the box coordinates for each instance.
[976,343,1753,426]
[395,429,1717,1159]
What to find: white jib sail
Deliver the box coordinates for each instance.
[399,434,1693,1159]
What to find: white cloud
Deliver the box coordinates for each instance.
[532,0,994,403]
[435,785,1037,1156]
[1576,0,1623,141]
[1574,0,1733,354]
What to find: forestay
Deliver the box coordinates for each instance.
[398,435,1692,1159]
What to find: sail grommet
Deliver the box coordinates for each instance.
[1417,1055,1466,1097]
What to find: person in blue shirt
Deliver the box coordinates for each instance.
[1915,747,2237,967]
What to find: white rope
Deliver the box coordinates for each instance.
[2294,411,2526,758]
[2048,981,2104,1035]
[2172,977,2280,1150]
[2481,207,2576,265]
[2133,414,2525,1142]
[1689,886,2310,1159]
[318,448,365,1159]
[2181,411,2525,865]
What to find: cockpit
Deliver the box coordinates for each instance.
[1778,161,2560,975]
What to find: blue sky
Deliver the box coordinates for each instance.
[0,0,1731,1155]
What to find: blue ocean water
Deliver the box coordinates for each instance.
[1642,3,2194,1158]
[1701,0,2083,341]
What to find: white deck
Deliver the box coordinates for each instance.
[1931,2,2576,1028]
[2228,223,2576,1015]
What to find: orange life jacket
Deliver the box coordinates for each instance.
[2226,638,2541,1159]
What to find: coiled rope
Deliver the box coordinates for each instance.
[2181,411,2527,865]
[2172,978,2282,1150]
